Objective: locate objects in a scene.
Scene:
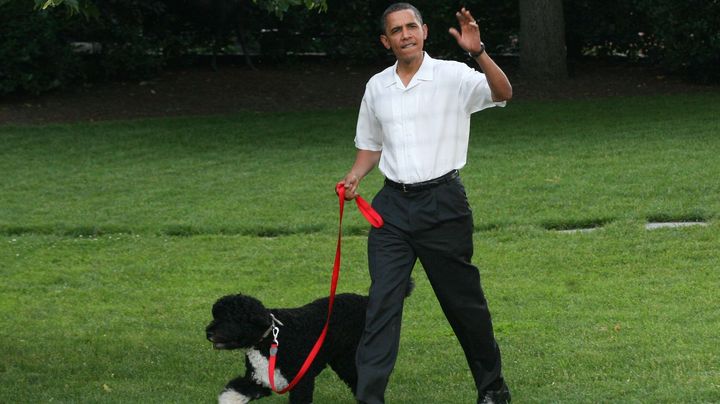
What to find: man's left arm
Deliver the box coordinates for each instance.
[473,52,512,102]
[449,7,512,102]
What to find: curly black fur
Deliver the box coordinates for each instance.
[206,283,413,403]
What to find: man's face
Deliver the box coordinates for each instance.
[380,9,428,62]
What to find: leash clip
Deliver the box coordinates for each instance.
[270,313,283,345]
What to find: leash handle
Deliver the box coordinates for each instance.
[268,184,383,393]
[335,183,384,228]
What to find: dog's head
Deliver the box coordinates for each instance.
[205,294,272,350]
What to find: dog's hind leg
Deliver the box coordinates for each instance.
[329,359,359,395]
[219,376,271,404]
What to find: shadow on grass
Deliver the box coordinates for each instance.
[646,211,710,223]
[0,224,132,237]
[2,213,713,238]
[541,217,614,232]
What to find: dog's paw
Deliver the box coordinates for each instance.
[218,389,251,404]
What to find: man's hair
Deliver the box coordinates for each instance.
[380,3,424,34]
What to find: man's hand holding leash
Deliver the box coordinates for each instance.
[338,149,381,201]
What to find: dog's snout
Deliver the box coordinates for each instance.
[206,330,215,341]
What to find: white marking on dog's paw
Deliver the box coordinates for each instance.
[218,389,251,404]
[246,348,289,390]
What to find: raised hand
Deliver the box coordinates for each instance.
[448,7,483,55]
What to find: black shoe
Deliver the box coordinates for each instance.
[478,381,511,404]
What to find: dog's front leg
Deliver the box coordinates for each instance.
[287,377,315,404]
[219,375,271,404]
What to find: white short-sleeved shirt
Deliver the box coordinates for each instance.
[355,52,505,184]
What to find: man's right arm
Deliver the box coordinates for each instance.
[340,149,381,200]
[341,83,383,200]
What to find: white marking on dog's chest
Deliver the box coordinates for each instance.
[246,348,289,390]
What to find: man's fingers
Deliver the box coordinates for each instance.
[462,7,475,20]
[345,187,359,200]
[448,27,461,41]
[455,8,479,31]
[456,13,470,28]
[337,182,357,200]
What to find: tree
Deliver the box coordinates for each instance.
[518,0,567,80]
[253,0,326,18]
[26,0,326,18]
[26,0,328,70]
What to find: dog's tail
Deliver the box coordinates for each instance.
[405,277,415,298]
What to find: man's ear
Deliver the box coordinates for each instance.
[423,24,428,40]
[380,34,390,50]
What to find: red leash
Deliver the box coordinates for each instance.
[268,183,382,393]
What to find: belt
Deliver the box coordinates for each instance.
[384,170,459,193]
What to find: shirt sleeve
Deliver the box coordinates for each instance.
[460,66,506,114]
[354,87,383,151]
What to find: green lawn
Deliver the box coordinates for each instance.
[1,93,719,402]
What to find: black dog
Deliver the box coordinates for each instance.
[206,284,413,403]
[206,292,365,403]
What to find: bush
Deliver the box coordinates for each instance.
[564,0,651,60]
[635,0,720,83]
[81,23,166,81]
[66,0,171,81]
[564,0,720,83]
[272,0,518,62]
[3,0,718,95]
[0,2,81,95]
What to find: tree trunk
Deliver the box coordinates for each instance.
[237,29,256,70]
[519,0,568,80]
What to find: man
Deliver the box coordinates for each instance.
[339,3,512,404]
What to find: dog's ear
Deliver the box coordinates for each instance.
[232,294,272,328]
[249,309,272,330]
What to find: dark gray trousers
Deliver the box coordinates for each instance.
[355,176,502,404]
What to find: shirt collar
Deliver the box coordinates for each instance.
[382,52,435,88]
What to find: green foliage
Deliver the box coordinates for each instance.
[254,0,327,18]
[29,0,328,19]
[406,0,517,59]
[564,0,720,82]
[83,23,164,80]
[33,0,99,18]
[259,0,517,62]
[3,0,719,94]
[634,0,720,83]
[72,0,171,80]
[0,1,81,95]
[564,0,650,59]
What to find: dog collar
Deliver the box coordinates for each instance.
[260,325,273,341]
[259,313,283,343]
